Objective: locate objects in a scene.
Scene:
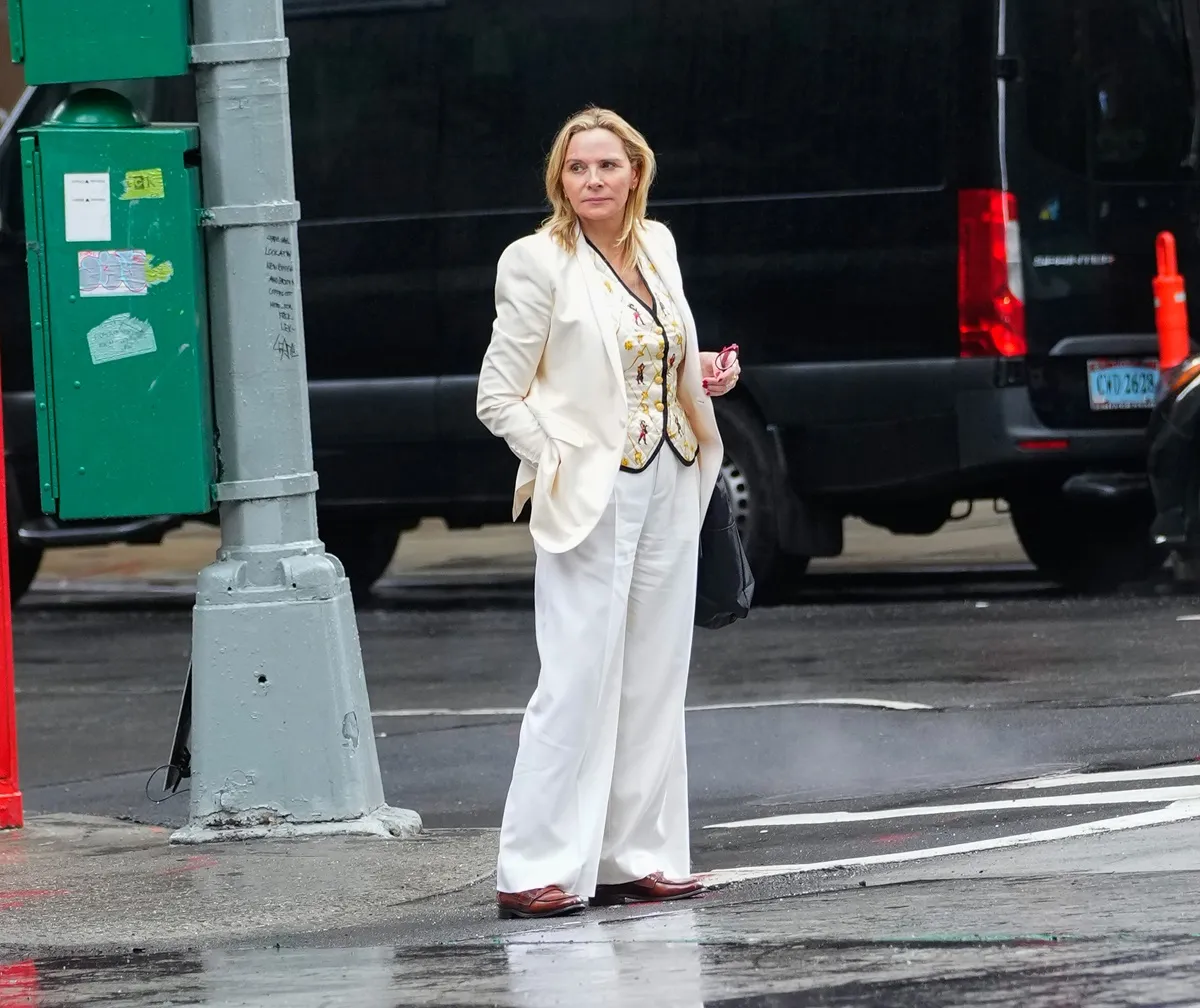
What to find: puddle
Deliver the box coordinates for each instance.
[4,920,1200,1007]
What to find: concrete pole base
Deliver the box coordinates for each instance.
[186,551,416,835]
[170,803,422,844]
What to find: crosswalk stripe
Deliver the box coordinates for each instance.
[704,784,1200,829]
[699,800,1200,884]
[370,697,932,718]
[991,764,1200,790]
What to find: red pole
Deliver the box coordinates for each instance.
[1154,231,1190,372]
[0,344,21,830]
[0,960,39,1006]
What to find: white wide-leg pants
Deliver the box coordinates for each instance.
[496,451,701,897]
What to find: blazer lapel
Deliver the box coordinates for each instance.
[573,237,624,386]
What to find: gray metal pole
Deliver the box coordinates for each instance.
[174,0,420,842]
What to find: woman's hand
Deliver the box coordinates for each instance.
[700,345,741,396]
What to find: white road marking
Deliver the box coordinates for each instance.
[704,784,1200,829]
[370,697,932,718]
[685,698,933,712]
[991,764,1200,790]
[1176,614,1200,621]
[1170,688,1200,698]
[699,800,1200,885]
[372,706,526,718]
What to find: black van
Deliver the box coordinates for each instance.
[0,0,1196,599]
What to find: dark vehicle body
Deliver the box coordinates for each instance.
[1148,353,1200,573]
[0,0,1197,596]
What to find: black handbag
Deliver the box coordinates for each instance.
[694,479,755,629]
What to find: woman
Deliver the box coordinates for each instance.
[477,108,741,920]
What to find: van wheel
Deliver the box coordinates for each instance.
[320,516,403,600]
[5,469,41,605]
[716,399,799,588]
[1009,492,1166,591]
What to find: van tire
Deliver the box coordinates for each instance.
[715,398,795,589]
[1009,492,1166,591]
[6,471,41,605]
[320,516,403,600]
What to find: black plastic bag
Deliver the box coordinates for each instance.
[694,480,755,629]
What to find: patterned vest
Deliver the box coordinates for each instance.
[588,242,698,473]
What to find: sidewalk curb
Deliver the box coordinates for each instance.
[0,815,500,955]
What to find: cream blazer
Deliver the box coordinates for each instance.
[477,220,723,554]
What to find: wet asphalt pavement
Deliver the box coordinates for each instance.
[8,565,1200,1004]
[7,931,1200,1006]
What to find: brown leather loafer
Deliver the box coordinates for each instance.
[497,885,587,920]
[590,871,706,906]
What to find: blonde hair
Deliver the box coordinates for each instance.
[541,107,657,269]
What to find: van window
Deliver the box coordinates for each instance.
[1089,0,1197,180]
[287,3,441,220]
[285,0,954,221]
[1019,0,1199,182]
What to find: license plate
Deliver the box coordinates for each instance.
[1086,358,1158,411]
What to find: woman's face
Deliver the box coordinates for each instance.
[561,128,637,227]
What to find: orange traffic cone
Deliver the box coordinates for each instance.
[1154,231,1190,372]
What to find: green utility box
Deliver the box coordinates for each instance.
[9,0,189,85]
[21,90,214,521]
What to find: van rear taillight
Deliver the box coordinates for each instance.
[958,189,1026,358]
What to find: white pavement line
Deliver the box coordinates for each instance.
[1177,614,1200,621]
[686,698,934,712]
[372,706,526,718]
[991,764,1200,790]
[1170,688,1200,698]
[370,697,932,718]
[703,784,1200,829]
[698,800,1200,885]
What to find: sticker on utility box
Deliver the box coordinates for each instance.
[120,168,165,201]
[143,255,174,286]
[78,249,148,296]
[86,313,157,365]
[63,173,111,243]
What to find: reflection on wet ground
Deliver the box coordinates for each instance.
[5,913,1200,1007]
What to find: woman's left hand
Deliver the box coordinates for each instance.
[700,347,741,397]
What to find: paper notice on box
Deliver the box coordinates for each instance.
[64,173,111,243]
[86,313,156,365]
